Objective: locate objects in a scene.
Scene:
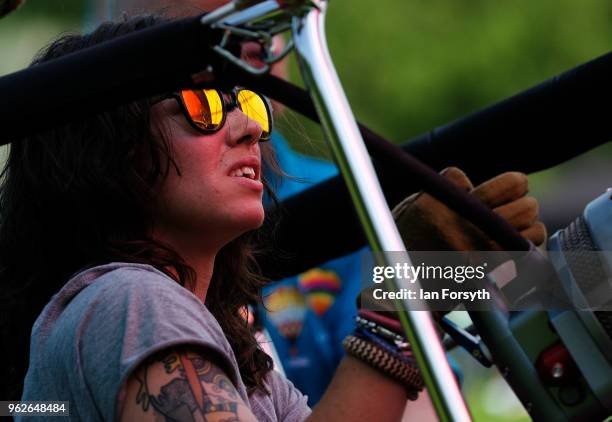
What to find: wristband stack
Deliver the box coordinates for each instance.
[343,309,424,400]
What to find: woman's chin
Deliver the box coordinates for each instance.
[230,205,265,232]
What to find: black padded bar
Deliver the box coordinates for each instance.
[0,14,220,143]
[405,50,612,185]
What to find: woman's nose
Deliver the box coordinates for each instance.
[225,108,263,146]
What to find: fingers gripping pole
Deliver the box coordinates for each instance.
[291,2,471,421]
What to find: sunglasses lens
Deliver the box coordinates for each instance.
[180,89,224,130]
[237,89,271,140]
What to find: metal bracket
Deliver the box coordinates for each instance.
[441,317,493,367]
[202,0,301,75]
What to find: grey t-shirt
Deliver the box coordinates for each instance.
[20,262,311,421]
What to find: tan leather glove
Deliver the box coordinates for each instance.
[358,168,546,315]
[392,167,547,251]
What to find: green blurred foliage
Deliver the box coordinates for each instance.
[0,1,85,75]
[336,0,612,138]
[7,0,85,21]
[282,0,612,158]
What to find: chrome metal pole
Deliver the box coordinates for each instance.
[223,0,279,25]
[200,0,269,26]
[292,2,471,421]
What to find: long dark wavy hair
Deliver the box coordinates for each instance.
[0,15,275,399]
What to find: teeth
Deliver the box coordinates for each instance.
[242,166,256,179]
[230,166,256,179]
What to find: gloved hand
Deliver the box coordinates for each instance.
[358,167,546,315]
[354,168,543,400]
[392,167,547,251]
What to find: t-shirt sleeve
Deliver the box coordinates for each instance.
[58,266,241,421]
[251,370,312,422]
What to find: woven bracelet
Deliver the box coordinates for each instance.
[343,335,424,399]
[354,327,415,365]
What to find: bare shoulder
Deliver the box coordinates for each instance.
[117,346,257,422]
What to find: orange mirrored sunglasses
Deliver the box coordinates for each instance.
[158,88,273,141]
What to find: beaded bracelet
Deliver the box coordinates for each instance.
[358,309,404,334]
[343,335,424,400]
[355,315,411,352]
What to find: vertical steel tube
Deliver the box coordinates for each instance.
[292,2,471,421]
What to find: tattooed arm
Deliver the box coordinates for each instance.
[117,347,257,422]
[118,347,411,422]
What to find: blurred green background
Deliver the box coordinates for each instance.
[2,1,612,420]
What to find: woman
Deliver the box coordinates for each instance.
[2,14,545,422]
[0,15,420,422]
